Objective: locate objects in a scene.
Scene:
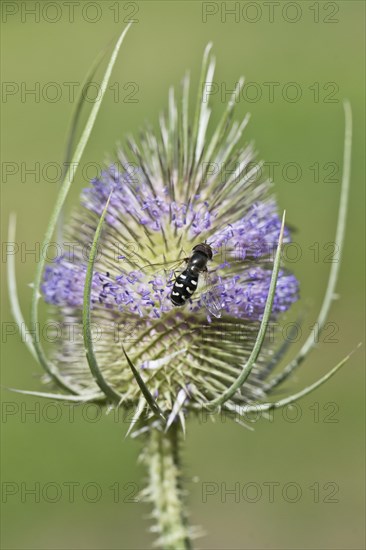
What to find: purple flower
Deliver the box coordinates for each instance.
[43,174,298,321]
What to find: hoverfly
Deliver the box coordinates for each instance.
[143,243,223,318]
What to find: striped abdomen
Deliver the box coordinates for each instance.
[170,269,199,306]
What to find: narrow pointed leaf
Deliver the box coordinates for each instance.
[258,314,304,381]
[122,345,165,421]
[7,215,82,393]
[57,42,112,242]
[29,24,132,391]
[83,192,122,401]
[228,344,361,414]
[265,101,353,391]
[7,214,37,361]
[204,210,287,409]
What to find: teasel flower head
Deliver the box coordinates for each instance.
[8,28,354,550]
[40,44,301,424]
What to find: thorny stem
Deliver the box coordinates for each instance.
[143,425,192,550]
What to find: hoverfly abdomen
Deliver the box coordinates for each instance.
[171,269,199,306]
[170,243,212,307]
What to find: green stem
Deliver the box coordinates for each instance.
[143,426,192,550]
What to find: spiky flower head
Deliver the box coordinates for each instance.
[8,30,353,549]
[41,43,299,431]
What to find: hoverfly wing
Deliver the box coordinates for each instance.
[139,258,187,277]
[200,271,223,318]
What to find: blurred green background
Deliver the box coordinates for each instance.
[1,1,364,549]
